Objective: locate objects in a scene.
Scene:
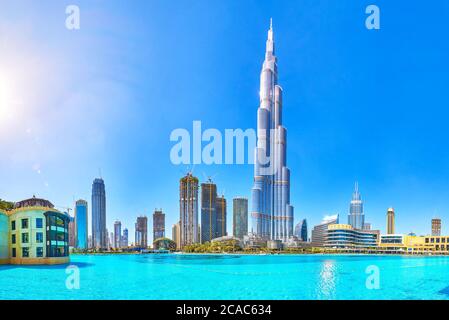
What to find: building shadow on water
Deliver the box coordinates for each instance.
[0,261,94,271]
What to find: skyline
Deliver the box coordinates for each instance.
[1,1,449,242]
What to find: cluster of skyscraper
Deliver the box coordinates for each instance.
[67,177,167,251]
[173,173,250,249]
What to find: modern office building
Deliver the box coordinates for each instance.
[74,199,88,249]
[233,197,248,239]
[201,179,217,243]
[294,219,308,242]
[172,221,181,250]
[114,220,122,249]
[325,224,379,249]
[311,214,339,247]
[432,218,441,236]
[92,178,107,249]
[180,173,199,247]
[0,196,70,265]
[348,182,364,230]
[387,208,395,234]
[251,20,294,242]
[122,228,128,247]
[153,209,165,241]
[216,195,227,239]
[135,216,148,248]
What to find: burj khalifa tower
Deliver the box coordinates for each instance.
[251,20,294,242]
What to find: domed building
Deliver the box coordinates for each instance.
[0,196,70,265]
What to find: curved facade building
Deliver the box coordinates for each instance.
[251,20,294,242]
[0,196,70,265]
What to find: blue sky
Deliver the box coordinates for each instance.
[1,0,449,242]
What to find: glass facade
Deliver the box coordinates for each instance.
[44,211,69,257]
[75,200,88,249]
[233,198,248,239]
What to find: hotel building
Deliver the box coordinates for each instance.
[92,178,107,249]
[0,196,70,265]
[348,182,364,230]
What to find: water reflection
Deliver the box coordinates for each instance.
[317,259,337,299]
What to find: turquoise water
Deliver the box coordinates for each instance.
[1,254,449,300]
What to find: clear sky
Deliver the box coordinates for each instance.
[1,0,449,243]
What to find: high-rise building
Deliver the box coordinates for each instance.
[201,180,217,243]
[294,219,308,242]
[251,20,294,242]
[108,231,113,249]
[122,228,128,247]
[311,215,339,247]
[432,218,441,236]
[233,197,248,239]
[180,173,199,247]
[114,220,122,249]
[135,216,148,248]
[153,209,165,241]
[172,221,181,250]
[68,215,76,247]
[363,223,372,231]
[92,178,107,249]
[348,182,364,230]
[74,199,88,249]
[216,195,227,238]
[387,208,395,234]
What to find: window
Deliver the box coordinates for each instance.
[11,234,16,244]
[12,248,16,258]
[22,233,29,244]
[36,218,43,228]
[11,220,16,231]
[36,247,43,257]
[21,219,29,229]
[22,247,29,258]
[437,238,441,243]
[431,238,435,243]
[443,238,446,243]
[36,232,43,243]
[425,238,429,243]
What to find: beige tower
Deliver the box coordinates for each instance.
[432,218,441,236]
[387,208,395,234]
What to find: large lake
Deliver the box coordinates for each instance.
[1,254,449,300]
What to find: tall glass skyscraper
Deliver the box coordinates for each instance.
[92,178,107,249]
[201,180,217,243]
[294,219,308,242]
[348,182,364,230]
[216,195,227,239]
[75,199,88,249]
[180,173,199,247]
[233,197,248,239]
[135,216,148,248]
[114,220,122,249]
[251,20,294,242]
